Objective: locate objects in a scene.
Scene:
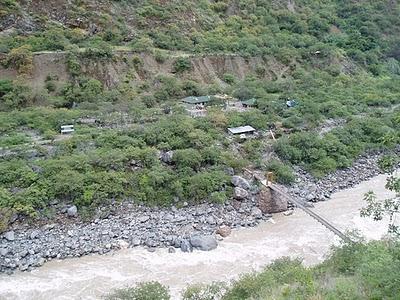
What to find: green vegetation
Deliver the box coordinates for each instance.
[362,152,400,235]
[1,1,399,76]
[105,282,170,300]
[220,240,400,300]
[106,240,400,300]
[265,159,295,184]
[173,57,192,73]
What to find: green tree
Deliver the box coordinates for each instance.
[361,155,400,235]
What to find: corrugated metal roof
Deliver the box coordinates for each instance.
[228,125,256,134]
[182,96,211,104]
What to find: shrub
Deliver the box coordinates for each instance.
[173,57,192,73]
[0,83,32,110]
[154,49,168,63]
[130,36,154,52]
[81,40,113,59]
[105,282,170,300]
[0,207,13,233]
[65,49,82,77]
[183,282,226,300]
[173,149,202,170]
[265,159,295,184]
[223,73,236,85]
[3,45,33,74]
[0,79,13,98]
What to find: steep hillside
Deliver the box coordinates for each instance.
[0,51,291,90]
[1,0,400,74]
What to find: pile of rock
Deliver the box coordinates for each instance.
[287,149,399,203]
[0,175,269,274]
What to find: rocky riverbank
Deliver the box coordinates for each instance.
[0,149,398,274]
[0,176,267,274]
[287,148,399,203]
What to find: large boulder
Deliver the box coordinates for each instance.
[257,187,287,214]
[234,187,249,200]
[231,176,251,190]
[190,235,218,251]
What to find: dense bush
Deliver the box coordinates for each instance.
[173,57,192,73]
[224,240,400,299]
[265,159,295,184]
[274,115,398,177]
[105,282,170,300]
[2,45,33,74]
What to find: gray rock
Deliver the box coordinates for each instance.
[160,151,174,164]
[33,257,45,267]
[283,210,294,216]
[19,250,28,258]
[251,207,263,219]
[42,224,56,231]
[306,194,315,202]
[234,187,249,200]
[190,235,218,251]
[173,237,182,248]
[9,214,18,224]
[138,216,150,223]
[168,247,176,253]
[231,176,251,190]
[224,167,235,176]
[30,230,40,239]
[131,238,141,246]
[206,216,216,225]
[0,248,8,256]
[4,231,15,241]
[67,206,78,217]
[180,239,193,253]
[19,264,29,272]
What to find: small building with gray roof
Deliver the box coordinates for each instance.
[227,125,256,135]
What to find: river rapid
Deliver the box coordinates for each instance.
[0,173,396,300]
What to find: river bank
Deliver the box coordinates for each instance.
[0,149,398,274]
[0,172,396,300]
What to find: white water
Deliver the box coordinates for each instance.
[0,174,396,300]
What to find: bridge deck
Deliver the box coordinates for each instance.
[243,168,353,242]
[267,183,352,243]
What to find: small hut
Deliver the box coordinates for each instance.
[227,125,256,137]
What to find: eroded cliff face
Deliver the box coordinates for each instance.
[0,51,289,90]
